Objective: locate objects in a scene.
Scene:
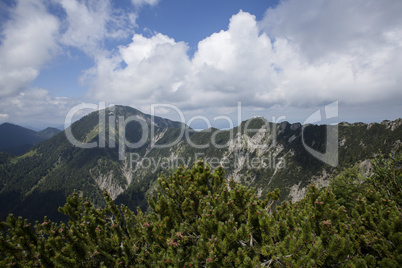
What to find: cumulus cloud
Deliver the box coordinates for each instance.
[84,11,278,110]
[84,33,191,105]
[184,11,279,109]
[84,3,402,116]
[0,0,59,97]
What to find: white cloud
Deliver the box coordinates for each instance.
[261,0,402,62]
[0,88,79,128]
[131,0,159,8]
[58,0,136,56]
[84,11,279,110]
[0,113,9,122]
[0,0,156,128]
[84,33,191,105]
[187,11,278,108]
[0,0,138,99]
[83,2,402,121]
[259,0,402,106]
[0,0,59,97]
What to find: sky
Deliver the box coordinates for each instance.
[0,0,401,130]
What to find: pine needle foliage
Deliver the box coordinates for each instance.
[1,154,401,267]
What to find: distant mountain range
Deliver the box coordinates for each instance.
[0,105,400,222]
[0,123,61,155]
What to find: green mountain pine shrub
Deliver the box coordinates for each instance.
[1,153,401,267]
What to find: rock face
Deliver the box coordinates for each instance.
[289,181,307,203]
[92,170,124,200]
[0,105,401,222]
[381,119,402,131]
[289,169,330,203]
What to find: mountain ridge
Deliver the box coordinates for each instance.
[0,123,62,155]
[0,105,400,222]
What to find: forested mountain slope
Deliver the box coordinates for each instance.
[0,105,400,222]
[0,123,61,155]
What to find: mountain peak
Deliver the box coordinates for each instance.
[109,105,143,116]
[37,127,62,140]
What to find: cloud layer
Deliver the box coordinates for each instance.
[0,0,401,126]
[0,88,77,128]
[85,2,402,113]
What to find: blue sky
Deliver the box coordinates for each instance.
[0,0,401,130]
